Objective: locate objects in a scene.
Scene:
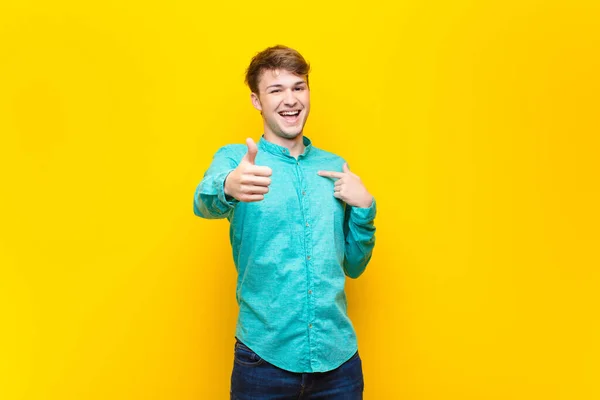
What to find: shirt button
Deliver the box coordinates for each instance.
[307,256,311,260]
[305,222,309,227]
[308,323,312,328]
[302,191,306,196]
[308,290,312,294]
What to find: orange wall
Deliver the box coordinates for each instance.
[1,1,599,399]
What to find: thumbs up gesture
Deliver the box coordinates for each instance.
[317,163,373,208]
[224,138,273,202]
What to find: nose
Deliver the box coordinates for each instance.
[283,88,297,106]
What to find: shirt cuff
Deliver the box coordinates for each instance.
[217,170,239,208]
[350,197,376,224]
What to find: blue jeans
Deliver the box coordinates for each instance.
[230,338,364,399]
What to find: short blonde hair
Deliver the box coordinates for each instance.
[245,45,311,94]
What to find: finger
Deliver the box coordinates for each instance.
[241,175,271,186]
[334,186,341,192]
[334,180,343,187]
[242,185,269,195]
[317,170,344,179]
[333,191,342,199]
[243,137,258,165]
[240,194,265,202]
[342,162,350,173]
[247,165,272,177]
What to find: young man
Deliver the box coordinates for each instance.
[193,45,377,399]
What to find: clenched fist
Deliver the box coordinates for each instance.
[224,138,273,202]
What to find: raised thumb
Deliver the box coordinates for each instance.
[244,137,258,165]
[343,162,350,173]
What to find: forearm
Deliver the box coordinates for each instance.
[342,198,377,278]
[193,170,238,219]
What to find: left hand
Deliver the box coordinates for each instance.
[317,163,373,208]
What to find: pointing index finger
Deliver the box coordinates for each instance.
[317,170,345,179]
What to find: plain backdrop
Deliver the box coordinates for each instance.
[1,0,599,399]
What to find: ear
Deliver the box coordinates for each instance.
[250,92,263,112]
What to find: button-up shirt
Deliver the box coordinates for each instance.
[193,135,377,373]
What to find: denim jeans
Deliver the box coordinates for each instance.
[230,338,364,399]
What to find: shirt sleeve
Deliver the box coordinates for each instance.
[342,197,377,278]
[193,146,240,219]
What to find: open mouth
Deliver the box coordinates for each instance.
[278,110,301,123]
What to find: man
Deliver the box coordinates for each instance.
[193,45,377,399]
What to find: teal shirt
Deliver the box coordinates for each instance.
[193,135,377,373]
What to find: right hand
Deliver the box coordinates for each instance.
[224,138,273,202]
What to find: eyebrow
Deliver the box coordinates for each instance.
[266,81,307,90]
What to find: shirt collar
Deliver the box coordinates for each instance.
[258,134,313,161]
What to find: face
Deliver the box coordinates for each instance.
[251,69,310,140]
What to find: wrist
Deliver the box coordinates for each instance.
[223,172,232,196]
[356,194,373,208]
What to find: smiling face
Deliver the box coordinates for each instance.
[251,68,310,141]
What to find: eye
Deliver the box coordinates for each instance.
[294,87,305,91]
[270,89,281,93]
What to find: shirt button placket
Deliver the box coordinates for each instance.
[297,160,315,368]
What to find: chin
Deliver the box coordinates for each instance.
[271,125,302,139]
[279,130,302,139]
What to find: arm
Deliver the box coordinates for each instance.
[342,198,377,278]
[193,146,239,219]
[317,161,376,278]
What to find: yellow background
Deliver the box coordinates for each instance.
[1,1,599,399]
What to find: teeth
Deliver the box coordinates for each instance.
[280,111,299,116]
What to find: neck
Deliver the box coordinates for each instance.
[263,131,305,157]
